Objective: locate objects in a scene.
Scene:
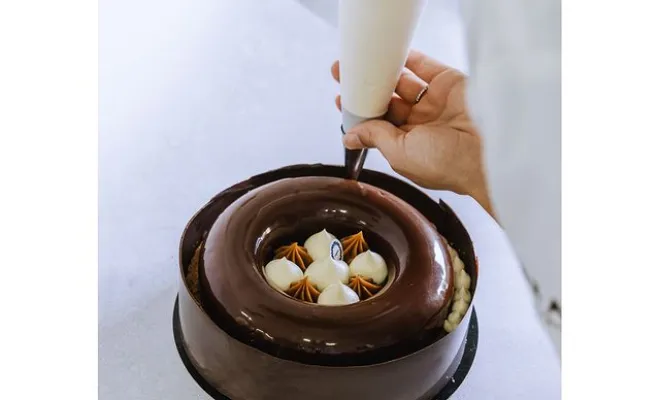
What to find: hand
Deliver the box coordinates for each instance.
[332,51,494,216]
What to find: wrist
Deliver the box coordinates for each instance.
[468,186,496,219]
[462,171,496,220]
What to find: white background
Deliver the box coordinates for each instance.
[1,0,659,399]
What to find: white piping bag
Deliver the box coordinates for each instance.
[339,0,427,179]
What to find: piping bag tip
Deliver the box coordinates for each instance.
[345,148,368,180]
[341,124,368,180]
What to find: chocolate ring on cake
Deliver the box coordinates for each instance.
[200,175,453,365]
[178,164,478,400]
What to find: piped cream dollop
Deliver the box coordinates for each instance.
[443,245,473,332]
[348,250,388,285]
[317,283,360,306]
[304,229,339,261]
[263,258,303,291]
[304,257,350,291]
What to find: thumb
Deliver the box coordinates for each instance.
[342,120,404,156]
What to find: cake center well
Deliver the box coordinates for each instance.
[257,225,399,305]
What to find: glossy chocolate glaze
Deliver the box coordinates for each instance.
[178,164,479,400]
[199,176,453,365]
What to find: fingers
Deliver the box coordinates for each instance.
[395,69,427,104]
[333,50,449,85]
[342,120,404,164]
[331,61,340,82]
[333,61,414,125]
[335,95,412,126]
[332,60,428,106]
[405,50,451,83]
[385,96,413,126]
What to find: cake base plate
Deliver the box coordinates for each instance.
[172,296,479,400]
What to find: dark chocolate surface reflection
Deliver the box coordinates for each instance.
[199,176,453,365]
[177,164,479,399]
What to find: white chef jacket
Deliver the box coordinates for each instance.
[461,0,561,351]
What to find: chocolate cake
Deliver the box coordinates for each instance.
[177,164,478,400]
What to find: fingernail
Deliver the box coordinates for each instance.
[342,133,362,149]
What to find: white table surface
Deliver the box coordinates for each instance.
[98,0,560,398]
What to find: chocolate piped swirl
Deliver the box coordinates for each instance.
[199,176,454,365]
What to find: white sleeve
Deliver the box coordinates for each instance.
[460,0,561,348]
